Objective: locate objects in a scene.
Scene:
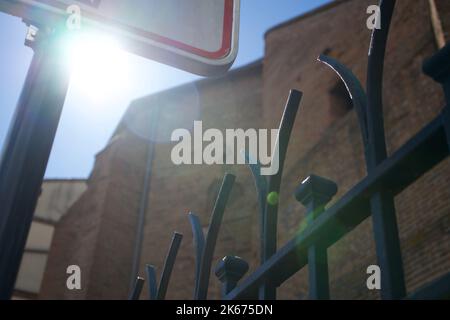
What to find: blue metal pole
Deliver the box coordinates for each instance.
[0,26,70,299]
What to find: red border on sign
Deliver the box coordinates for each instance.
[38,0,234,59]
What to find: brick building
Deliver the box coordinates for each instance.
[40,0,450,299]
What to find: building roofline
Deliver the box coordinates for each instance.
[264,0,351,39]
[132,58,263,104]
[105,58,263,142]
[43,178,87,183]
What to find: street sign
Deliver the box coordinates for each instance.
[0,0,240,76]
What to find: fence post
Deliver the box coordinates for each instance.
[295,175,337,300]
[215,256,249,298]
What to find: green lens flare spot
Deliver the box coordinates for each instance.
[267,192,279,206]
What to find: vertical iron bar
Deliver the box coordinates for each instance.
[195,173,235,300]
[366,0,406,299]
[188,212,205,295]
[129,105,160,292]
[259,90,302,300]
[156,232,183,300]
[308,244,329,300]
[0,27,70,300]
[295,175,337,300]
[242,154,268,264]
[145,264,158,300]
[366,0,393,168]
[370,192,405,299]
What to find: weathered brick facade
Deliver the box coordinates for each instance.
[41,0,450,299]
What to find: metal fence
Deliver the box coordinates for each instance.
[130,0,450,300]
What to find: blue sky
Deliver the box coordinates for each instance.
[0,0,331,179]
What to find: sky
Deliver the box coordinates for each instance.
[0,0,331,179]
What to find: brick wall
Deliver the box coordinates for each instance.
[40,132,149,299]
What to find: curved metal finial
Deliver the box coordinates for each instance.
[366,0,397,169]
[193,173,236,300]
[318,54,371,164]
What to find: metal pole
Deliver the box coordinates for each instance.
[129,106,160,293]
[0,26,70,299]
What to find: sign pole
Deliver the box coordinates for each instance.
[0,25,71,300]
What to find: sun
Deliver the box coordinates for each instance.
[65,32,130,103]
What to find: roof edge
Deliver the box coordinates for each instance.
[43,178,87,183]
[108,58,263,140]
[131,58,263,105]
[264,0,351,39]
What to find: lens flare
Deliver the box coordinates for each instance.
[65,32,130,103]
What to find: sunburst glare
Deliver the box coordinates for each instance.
[65,32,130,104]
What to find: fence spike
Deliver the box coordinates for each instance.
[156,232,183,300]
[260,89,302,299]
[145,264,158,300]
[195,173,235,300]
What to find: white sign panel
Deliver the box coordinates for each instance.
[0,0,240,76]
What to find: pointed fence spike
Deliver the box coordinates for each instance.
[195,173,235,300]
[156,232,183,300]
[260,89,302,299]
[145,264,158,300]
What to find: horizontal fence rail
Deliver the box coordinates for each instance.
[225,112,450,300]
